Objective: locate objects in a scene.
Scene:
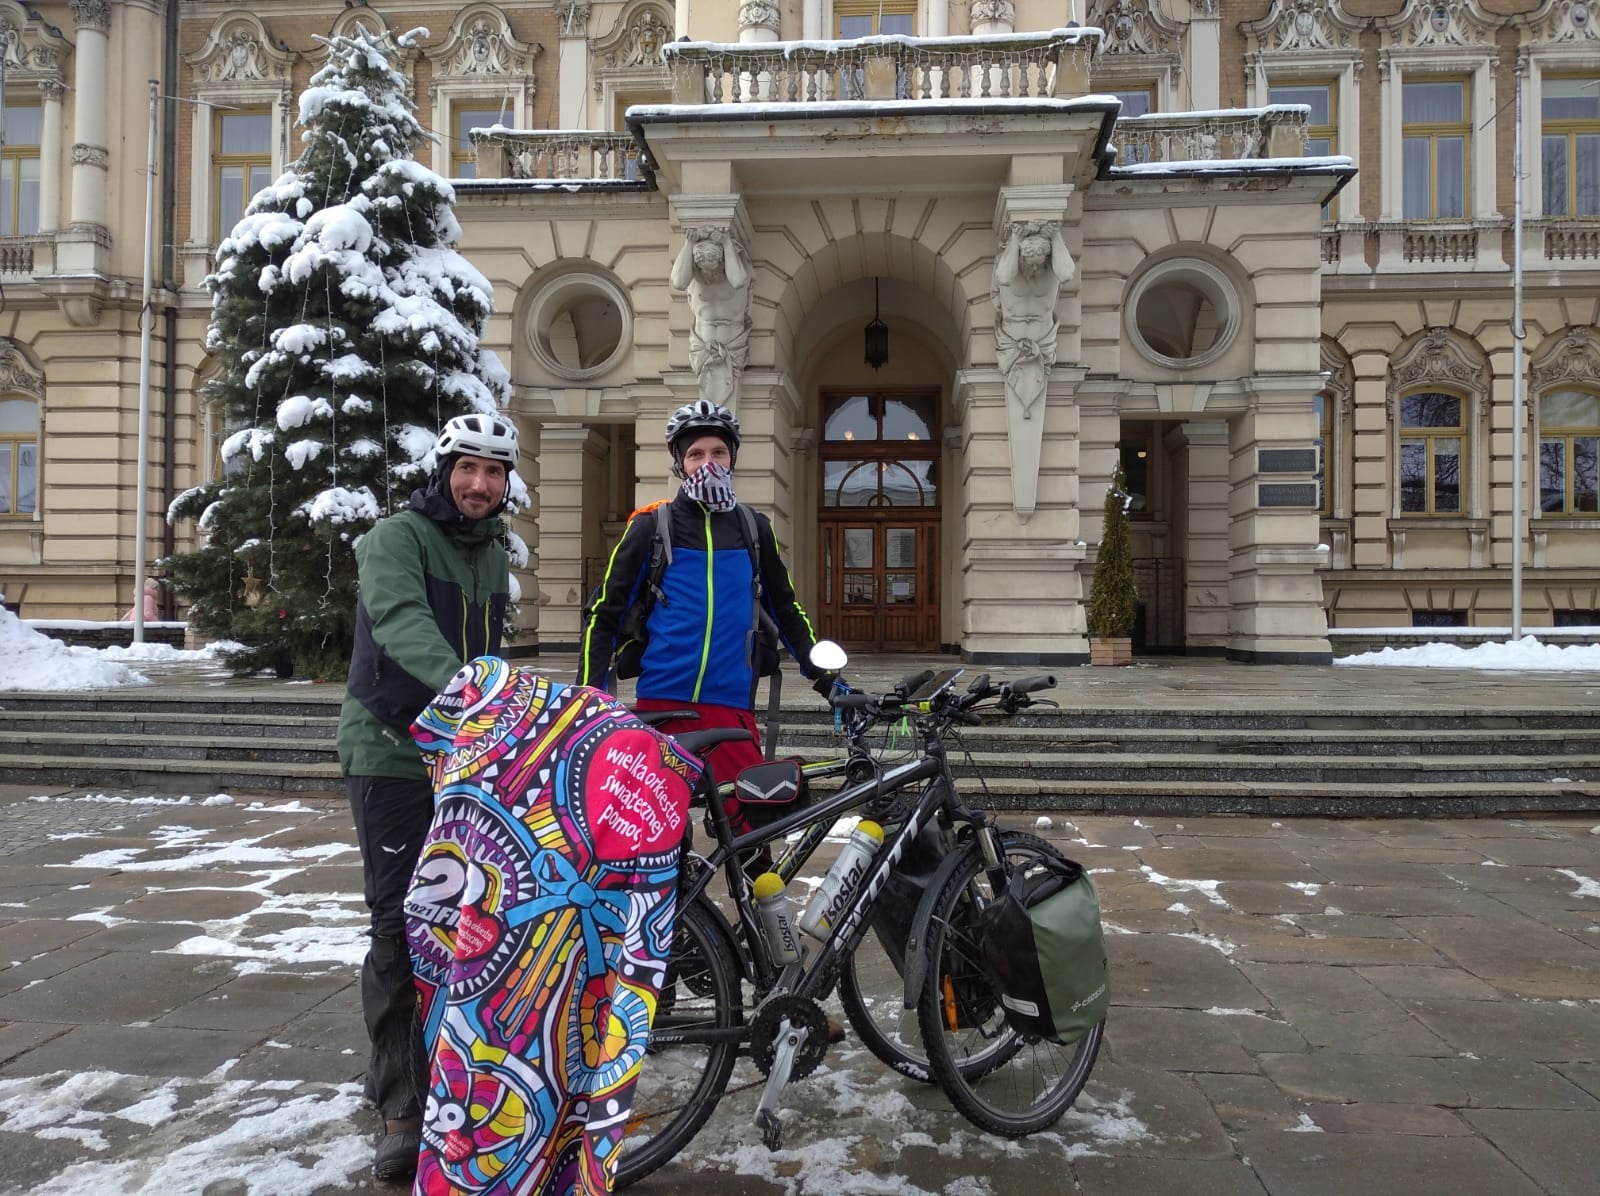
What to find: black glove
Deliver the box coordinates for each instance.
[812,672,841,699]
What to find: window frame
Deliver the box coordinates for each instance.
[1536,386,1600,516]
[0,396,40,521]
[0,98,42,237]
[1397,390,1468,516]
[450,102,507,180]
[1400,76,1473,221]
[1269,79,1337,220]
[1537,73,1600,219]
[211,106,274,241]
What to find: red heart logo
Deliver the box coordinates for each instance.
[444,1128,473,1163]
[456,902,501,959]
[581,729,692,861]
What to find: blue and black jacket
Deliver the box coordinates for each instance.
[579,492,821,709]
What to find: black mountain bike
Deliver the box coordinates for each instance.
[616,664,1105,1188]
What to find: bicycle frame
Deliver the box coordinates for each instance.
[677,719,986,1015]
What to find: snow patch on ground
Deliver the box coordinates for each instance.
[1557,869,1600,899]
[1140,865,1230,908]
[1335,636,1600,670]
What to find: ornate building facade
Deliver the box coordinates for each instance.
[3,2,1596,664]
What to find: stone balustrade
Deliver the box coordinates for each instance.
[1112,105,1309,164]
[1542,221,1600,262]
[662,28,1097,105]
[1402,224,1479,265]
[470,130,643,182]
[0,236,55,276]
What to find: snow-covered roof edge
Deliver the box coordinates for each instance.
[1107,154,1354,177]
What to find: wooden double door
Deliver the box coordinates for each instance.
[819,516,940,653]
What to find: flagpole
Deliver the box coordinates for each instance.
[1510,61,1525,639]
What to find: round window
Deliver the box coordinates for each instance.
[525,272,631,380]
[1125,258,1240,369]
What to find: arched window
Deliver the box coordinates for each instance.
[1538,388,1600,514]
[1398,391,1464,514]
[0,397,39,518]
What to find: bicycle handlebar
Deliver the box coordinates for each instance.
[1006,674,1057,696]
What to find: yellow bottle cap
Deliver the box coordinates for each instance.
[856,820,885,844]
[751,871,786,899]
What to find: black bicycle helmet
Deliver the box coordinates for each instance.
[665,400,740,478]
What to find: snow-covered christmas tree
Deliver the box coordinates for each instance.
[166,28,517,680]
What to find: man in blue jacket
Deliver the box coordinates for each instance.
[579,400,833,827]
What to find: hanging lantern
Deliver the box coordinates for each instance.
[864,277,889,370]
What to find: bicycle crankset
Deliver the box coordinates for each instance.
[749,996,831,1080]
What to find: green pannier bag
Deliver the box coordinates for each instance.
[978,853,1110,1044]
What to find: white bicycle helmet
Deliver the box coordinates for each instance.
[435,413,519,467]
[665,400,740,477]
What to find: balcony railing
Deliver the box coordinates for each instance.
[0,235,52,276]
[469,130,643,183]
[661,29,1097,105]
[1542,221,1600,262]
[1111,105,1310,165]
[1401,224,1479,265]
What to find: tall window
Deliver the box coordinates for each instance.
[452,104,502,179]
[214,108,272,238]
[1539,388,1600,514]
[1271,81,1336,218]
[1313,391,1332,515]
[1399,392,1464,514]
[1,101,41,235]
[1402,80,1469,219]
[0,398,38,518]
[1541,76,1600,218]
[821,393,938,508]
[836,0,915,99]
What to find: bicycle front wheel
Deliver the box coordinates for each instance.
[916,833,1104,1137]
[839,917,934,1081]
[614,897,742,1188]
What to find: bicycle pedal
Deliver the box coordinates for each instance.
[756,1108,783,1151]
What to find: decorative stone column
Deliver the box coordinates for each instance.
[1170,419,1230,652]
[955,368,1089,665]
[535,424,607,649]
[739,1,781,42]
[1348,349,1391,568]
[67,0,111,229]
[1226,381,1332,663]
[557,1,590,130]
[1188,0,1221,110]
[38,80,64,233]
[969,0,1014,36]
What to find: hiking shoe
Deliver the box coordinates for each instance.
[372,1116,422,1182]
[361,1072,376,1107]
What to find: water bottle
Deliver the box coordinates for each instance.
[752,872,802,965]
[798,820,884,940]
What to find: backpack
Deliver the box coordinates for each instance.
[610,502,781,682]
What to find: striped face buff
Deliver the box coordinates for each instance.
[681,460,738,512]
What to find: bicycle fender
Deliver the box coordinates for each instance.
[899,840,982,1010]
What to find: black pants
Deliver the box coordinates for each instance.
[348,774,434,1121]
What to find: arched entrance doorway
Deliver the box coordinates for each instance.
[817,389,940,652]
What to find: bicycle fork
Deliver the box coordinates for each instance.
[753,1018,811,1150]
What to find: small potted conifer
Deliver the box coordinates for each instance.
[1086,462,1137,666]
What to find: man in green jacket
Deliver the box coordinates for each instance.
[336,412,518,1182]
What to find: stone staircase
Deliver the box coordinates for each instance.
[3,690,1599,815]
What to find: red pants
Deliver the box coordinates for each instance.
[633,699,763,833]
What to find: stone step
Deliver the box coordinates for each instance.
[5,755,342,794]
[6,753,1597,816]
[6,709,1600,758]
[0,732,336,764]
[4,691,1600,732]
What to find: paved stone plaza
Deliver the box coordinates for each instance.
[0,775,1597,1194]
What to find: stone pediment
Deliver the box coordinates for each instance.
[185,13,294,88]
[1518,1,1600,43]
[593,2,673,71]
[0,0,69,86]
[1531,326,1600,391]
[1376,1,1496,50]
[1240,1,1365,54]
[432,4,540,80]
[1087,0,1181,60]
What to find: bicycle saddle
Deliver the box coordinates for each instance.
[672,728,753,757]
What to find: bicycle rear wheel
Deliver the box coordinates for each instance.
[614,898,742,1188]
[916,832,1104,1137]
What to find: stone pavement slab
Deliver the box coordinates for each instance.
[1,794,1599,1192]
